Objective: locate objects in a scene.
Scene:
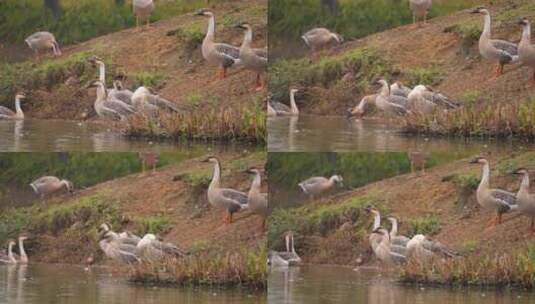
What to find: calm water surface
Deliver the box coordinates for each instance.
[268,115,530,152]
[0,264,265,304]
[268,265,534,304]
[0,119,257,152]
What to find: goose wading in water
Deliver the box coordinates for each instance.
[301,28,343,52]
[470,157,518,227]
[268,231,302,266]
[98,230,140,264]
[89,80,135,120]
[370,228,406,265]
[513,168,535,232]
[30,176,73,199]
[246,168,269,230]
[203,157,248,224]
[298,174,343,199]
[518,18,535,83]
[17,236,29,264]
[0,241,17,264]
[236,22,268,90]
[347,94,377,118]
[25,31,61,57]
[136,234,187,262]
[375,79,409,116]
[133,0,155,30]
[196,9,241,79]
[365,206,408,257]
[407,85,460,115]
[267,89,300,116]
[470,7,519,77]
[409,0,432,27]
[0,93,25,120]
[406,234,458,262]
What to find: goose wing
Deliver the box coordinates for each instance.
[0,106,15,117]
[491,39,519,64]
[300,177,328,186]
[421,91,460,109]
[109,89,133,106]
[270,101,291,113]
[221,188,248,213]
[144,94,190,113]
[387,95,408,108]
[392,235,410,247]
[152,240,187,257]
[253,47,268,59]
[490,189,517,212]
[103,97,134,116]
[389,251,407,264]
[421,239,458,258]
[214,43,240,68]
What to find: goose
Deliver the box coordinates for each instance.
[88,56,107,84]
[298,174,343,198]
[365,207,407,254]
[109,80,134,106]
[236,22,268,90]
[370,228,406,265]
[133,0,155,30]
[89,80,135,120]
[30,176,73,199]
[246,168,269,229]
[97,223,141,247]
[98,231,140,264]
[0,241,17,264]
[196,9,241,79]
[406,234,457,261]
[375,79,409,116]
[470,157,517,227]
[203,157,248,224]
[407,85,460,115]
[390,82,412,98]
[270,231,302,266]
[0,93,25,120]
[365,206,383,252]
[387,216,410,247]
[17,236,28,264]
[131,86,184,114]
[268,250,290,267]
[25,31,61,57]
[513,168,535,232]
[518,18,535,83]
[347,94,377,118]
[267,89,300,116]
[302,28,343,52]
[409,0,432,26]
[470,7,518,77]
[136,234,187,262]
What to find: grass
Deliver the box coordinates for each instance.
[402,97,535,139]
[136,216,172,235]
[123,99,267,143]
[131,71,165,89]
[400,244,535,289]
[406,67,443,87]
[129,246,268,289]
[408,216,441,236]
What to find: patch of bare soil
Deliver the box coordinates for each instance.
[30,153,266,265]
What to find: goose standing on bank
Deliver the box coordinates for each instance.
[513,168,535,232]
[375,79,409,116]
[470,7,518,77]
[302,28,343,52]
[89,81,135,120]
[370,228,406,265]
[133,0,155,30]
[387,216,410,247]
[0,241,17,265]
[196,9,240,79]
[409,0,432,27]
[30,176,73,199]
[0,93,25,120]
[236,22,268,90]
[136,234,187,262]
[407,85,460,114]
[518,18,535,83]
[25,31,61,57]
[246,168,269,229]
[298,174,343,199]
[203,157,248,224]
[406,234,457,261]
[267,89,300,116]
[470,157,517,227]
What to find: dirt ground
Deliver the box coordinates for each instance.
[28,152,267,264]
[298,0,535,115]
[19,0,267,120]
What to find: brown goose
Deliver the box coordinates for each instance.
[513,168,535,232]
[518,18,535,83]
[236,22,268,90]
[409,0,432,26]
[301,28,343,52]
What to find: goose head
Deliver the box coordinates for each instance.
[469,156,488,165]
[387,216,399,224]
[235,22,252,31]
[15,93,26,101]
[513,168,529,175]
[245,167,261,175]
[63,180,74,194]
[195,9,214,17]
[18,235,28,242]
[201,156,220,164]
[331,175,344,186]
[8,240,16,248]
[518,17,530,27]
[469,7,489,16]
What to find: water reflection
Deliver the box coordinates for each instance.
[0,119,258,152]
[0,264,265,304]
[268,265,534,304]
[268,115,527,153]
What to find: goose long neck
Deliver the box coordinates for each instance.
[7,243,14,261]
[96,84,107,101]
[290,91,299,114]
[206,15,215,40]
[18,239,27,260]
[522,23,531,42]
[14,98,22,114]
[390,220,398,237]
[479,162,490,190]
[210,161,221,188]
[97,62,105,83]
[482,14,491,37]
[250,172,261,193]
[241,28,253,48]
[520,172,530,194]
[379,82,389,96]
[372,211,381,230]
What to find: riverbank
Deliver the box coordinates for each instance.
[0,0,267,143]
[268,151,535,286]
[0,152,267,288]
[268,0,535,140]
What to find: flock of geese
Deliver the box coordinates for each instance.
[0,5,267,120]
[0,237,28,265]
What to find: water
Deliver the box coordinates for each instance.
[0,264,265,304]
[0,119,257,152]
[268,115,529,152]
[268,265,535,304]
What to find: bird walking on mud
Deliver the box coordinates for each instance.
[133,0,155,31]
